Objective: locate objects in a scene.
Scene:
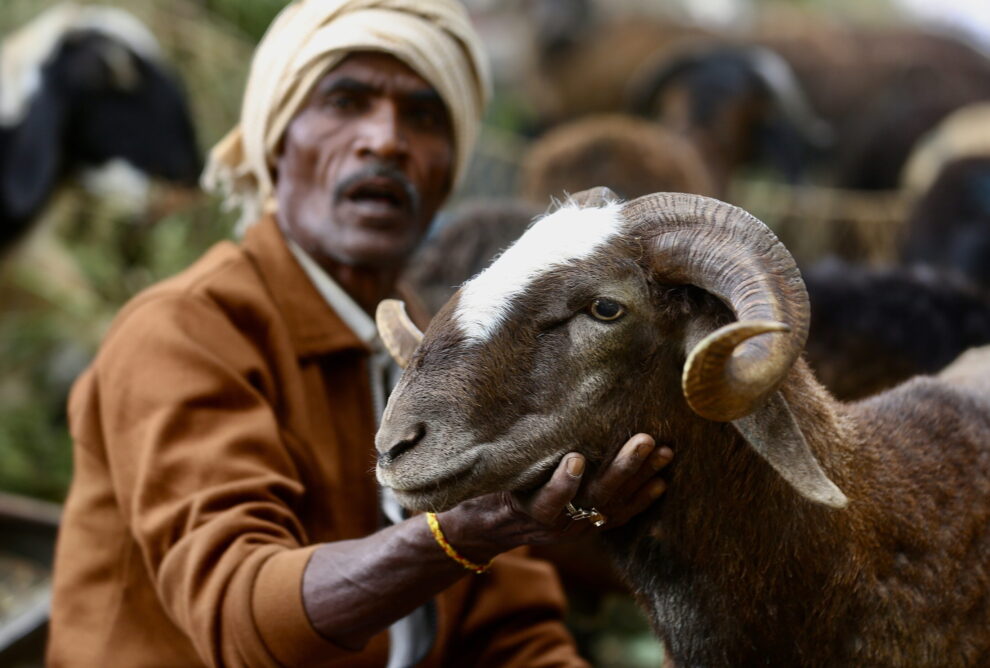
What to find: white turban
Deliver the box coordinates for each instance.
[202,0,491,229]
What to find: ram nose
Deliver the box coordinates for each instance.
[376,421,427,467]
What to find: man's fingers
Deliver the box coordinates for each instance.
[581,434,656,503]
[609,476,668,528]
[519,453,585,523]
[617,445,673,503]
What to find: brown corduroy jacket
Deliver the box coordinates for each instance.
[48,216,588,668]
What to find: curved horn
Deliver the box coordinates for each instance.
[375,299,423,369]
[621,193,809,421]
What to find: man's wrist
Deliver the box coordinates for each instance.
[425,512,492,573]
[434,501,510,564]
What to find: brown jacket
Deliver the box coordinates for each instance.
[48,217,587,667]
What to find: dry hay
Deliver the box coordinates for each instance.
[732,178,911,267]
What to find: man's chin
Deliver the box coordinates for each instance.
[319,228,420,268]
[321,215,424,267]
[336,197,416,229]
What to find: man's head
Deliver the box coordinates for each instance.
[276,52,453,268]
[203,0,490,250]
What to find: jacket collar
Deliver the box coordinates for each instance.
[242,215,367,358]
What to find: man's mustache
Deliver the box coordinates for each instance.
[334,164,421,216]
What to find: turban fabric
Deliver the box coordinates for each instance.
[202,0,491,229]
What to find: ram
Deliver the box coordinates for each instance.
[376,189,990,666]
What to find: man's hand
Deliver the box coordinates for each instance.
[303,434,670,647]
[437,434,673,562]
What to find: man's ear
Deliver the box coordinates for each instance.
[732,392,848,508]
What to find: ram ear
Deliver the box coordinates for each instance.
[568,186,619,208]
[732,392,848,508]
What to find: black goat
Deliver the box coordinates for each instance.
[0,12,200,251]
[627,44,832,190]
[803,258,990,400]
[901,156,990,292]
[756,23,990,190]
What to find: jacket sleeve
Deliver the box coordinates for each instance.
[446,548,591,668]
[92,292,348,667]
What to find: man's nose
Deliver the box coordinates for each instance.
[356,101,409,162]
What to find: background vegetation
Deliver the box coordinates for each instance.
[0,0,271,499]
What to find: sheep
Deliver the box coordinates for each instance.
[753,21,990,190]
[897,105,990,293]
[375,188,990,666]
[900,103,990,197]
[521,11,711,132]
[626,43,832,191]
[0,3,201,251]
[897,155,990,292]
[518,113,717,203]
[802,258,990,400]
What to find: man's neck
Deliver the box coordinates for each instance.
[319,257,402,317]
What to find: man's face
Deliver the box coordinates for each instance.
[275,52,454,268]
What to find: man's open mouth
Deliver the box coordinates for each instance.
[342,176,411,213]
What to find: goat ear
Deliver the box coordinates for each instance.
[0,96,61,225]
[568,186,619,208]
[732,392,848,508]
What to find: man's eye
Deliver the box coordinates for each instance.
[408,105,447,131]
[325,93,359,111]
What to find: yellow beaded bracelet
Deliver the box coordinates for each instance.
[425,512,492,574]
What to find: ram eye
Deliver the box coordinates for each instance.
[589,298,625,322]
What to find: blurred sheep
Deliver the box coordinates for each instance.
[803,259,990,400]
[519,114,716,204]
[898,103,990,291]
[627,43,832,191]
[523,11,709,132]
[900,156,990,292]
[0,3,201,251]
[755,19,990,190]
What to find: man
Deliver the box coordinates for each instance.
[48,1,672,666]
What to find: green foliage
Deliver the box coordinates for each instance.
[201,0,289,41]
[568,592,666,668]
[0,312,75,501]
[0,1,248,500]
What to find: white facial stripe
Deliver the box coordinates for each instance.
[455,201,625,342]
